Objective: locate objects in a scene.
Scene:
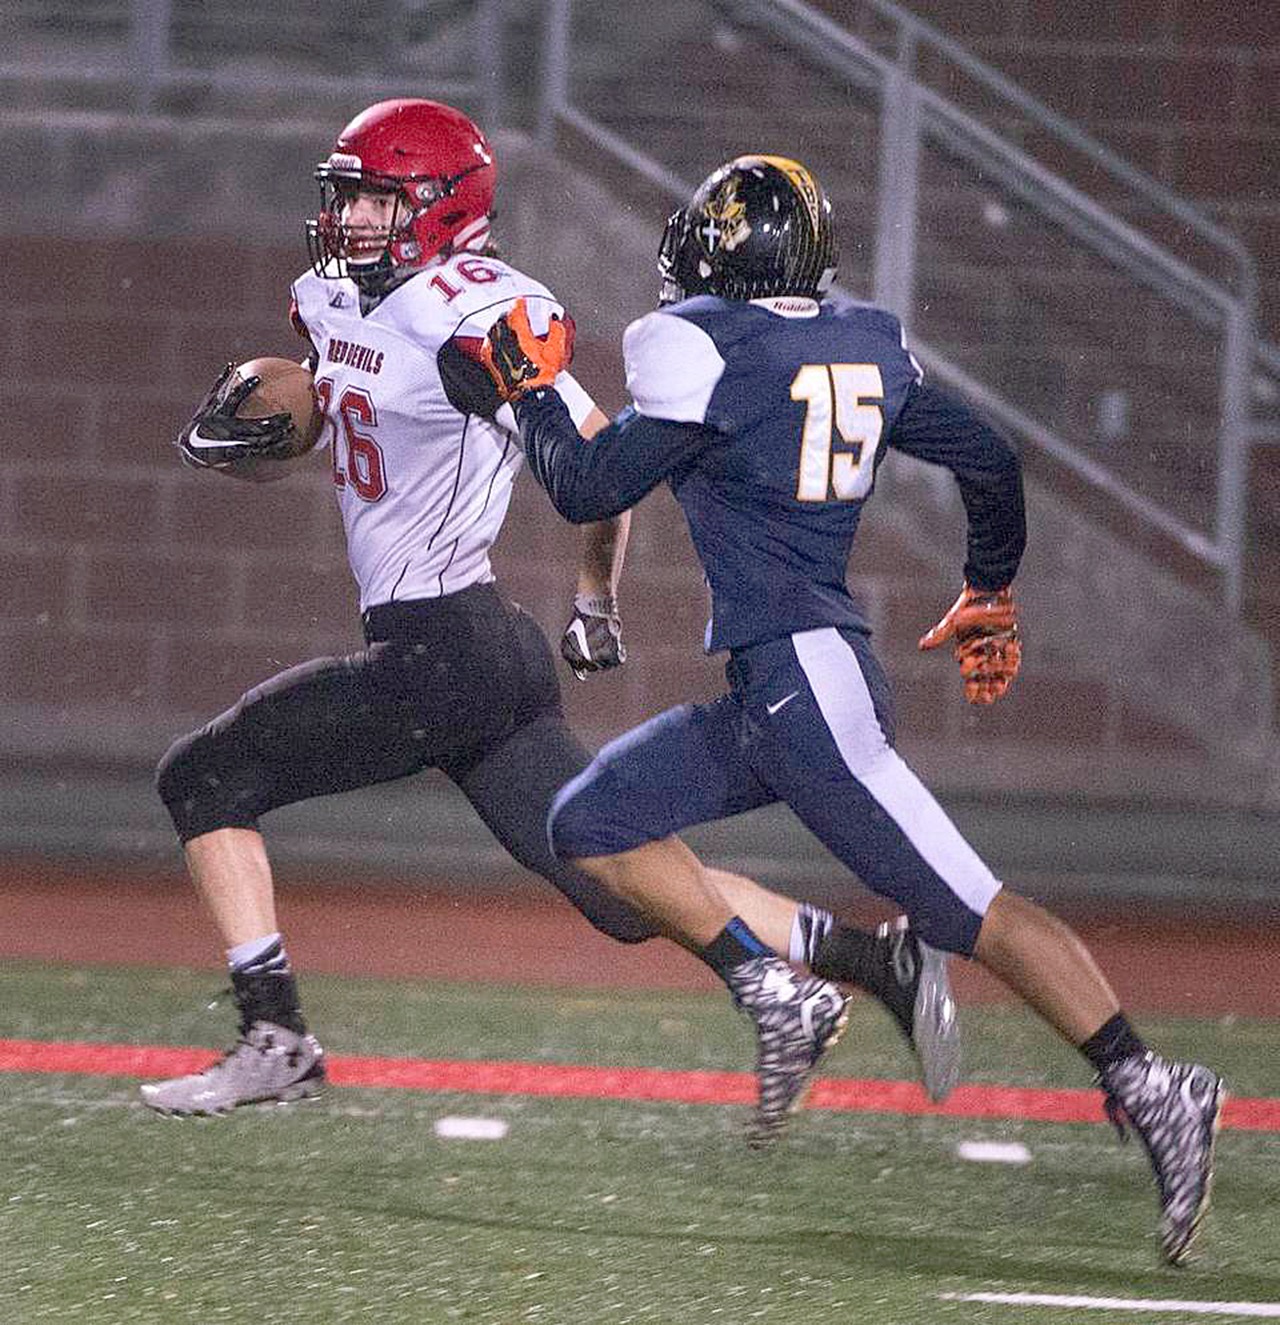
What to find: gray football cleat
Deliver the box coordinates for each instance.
[140,1022,326,1117]
[729,955,850,1149]
[876,916,961,1103]
[1099,1052,1225,1265]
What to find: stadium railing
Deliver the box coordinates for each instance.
[537,0,1277,616]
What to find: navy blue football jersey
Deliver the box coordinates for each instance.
[519,293,1025,652]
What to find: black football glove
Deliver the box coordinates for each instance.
[176,363,297,471]
[561,594,626,680]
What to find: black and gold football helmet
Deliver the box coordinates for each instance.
[658,155,838,306]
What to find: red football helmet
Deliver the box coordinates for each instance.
[306,98,496,288]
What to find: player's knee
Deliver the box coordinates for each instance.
[546,766,646,863]
[155,729,261,843]
[155,731,197,813]
[902,896,987,957]
[547,796,616,865]
[547,798,585,863]
[546,771,593,862]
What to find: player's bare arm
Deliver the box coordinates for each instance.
[577,406,630,595]
[481,313,634,677]
[560,406,631,678]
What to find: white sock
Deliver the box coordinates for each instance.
[789,903,835,968]
[227,932,289,975]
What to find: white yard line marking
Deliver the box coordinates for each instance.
[956,1140,1032,1163]
[942,1293,1280,1317]
[433,1115,509,1140]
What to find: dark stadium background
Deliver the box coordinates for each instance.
[2,0,1277,986]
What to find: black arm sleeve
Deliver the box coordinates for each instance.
[517,390,713,524]
[889,381,1027,589]
[437,337,503,420]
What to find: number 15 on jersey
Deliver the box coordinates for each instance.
[792,363,884,502]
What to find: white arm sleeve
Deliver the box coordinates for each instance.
[494,370,595,435]
[623,311,726,424]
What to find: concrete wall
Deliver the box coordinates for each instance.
[819,0,1280,642]
[821,0,1280,339]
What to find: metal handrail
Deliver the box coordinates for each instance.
[916,345,1224,566]
[731,0,1253,274]
[541,0,1266,610]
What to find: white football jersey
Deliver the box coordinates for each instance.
[291,253,595,610]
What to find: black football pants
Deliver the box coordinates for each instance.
[155,582,658,944]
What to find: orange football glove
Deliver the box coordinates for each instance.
[481,297,574,401]
[918,583,1021,705]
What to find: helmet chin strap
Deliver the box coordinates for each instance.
[347,211,495,313]
[350,252,410,312]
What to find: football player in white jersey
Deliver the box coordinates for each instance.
[140,100,956,1142]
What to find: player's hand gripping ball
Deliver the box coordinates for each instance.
[918,583,1021,705]
[481,298,575,401]
[177,358,323,472]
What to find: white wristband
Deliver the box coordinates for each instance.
[573,593,619,620]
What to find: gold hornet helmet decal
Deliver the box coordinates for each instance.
[700,174,751,255]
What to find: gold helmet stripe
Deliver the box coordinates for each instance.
[732,154,823,232]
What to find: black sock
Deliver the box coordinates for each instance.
[1079,1012,1148,1074]
[811,923,914,1033]
[810,923,878,989]
[699,917,771,980]
[231,968,307,1036]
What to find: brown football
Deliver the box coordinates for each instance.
[231,357,324,459]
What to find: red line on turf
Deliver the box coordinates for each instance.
[1,1038,1275,1131]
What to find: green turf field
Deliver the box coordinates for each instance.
[2,962,1277,1324]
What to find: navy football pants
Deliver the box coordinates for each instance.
[550,626,1002,956]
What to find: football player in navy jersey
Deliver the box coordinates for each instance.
[139,104,958,1148]
[482,154,1224,1265]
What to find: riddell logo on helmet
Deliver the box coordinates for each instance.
[326,338,384,374]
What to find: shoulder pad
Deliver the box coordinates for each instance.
[623,310,726,424]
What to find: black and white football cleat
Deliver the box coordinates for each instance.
[1099,1052,1225,1265]
[728,955,850,1149]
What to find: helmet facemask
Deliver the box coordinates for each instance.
[657,208,696,306]
[306,159,489,295]
[305,101,497,298]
